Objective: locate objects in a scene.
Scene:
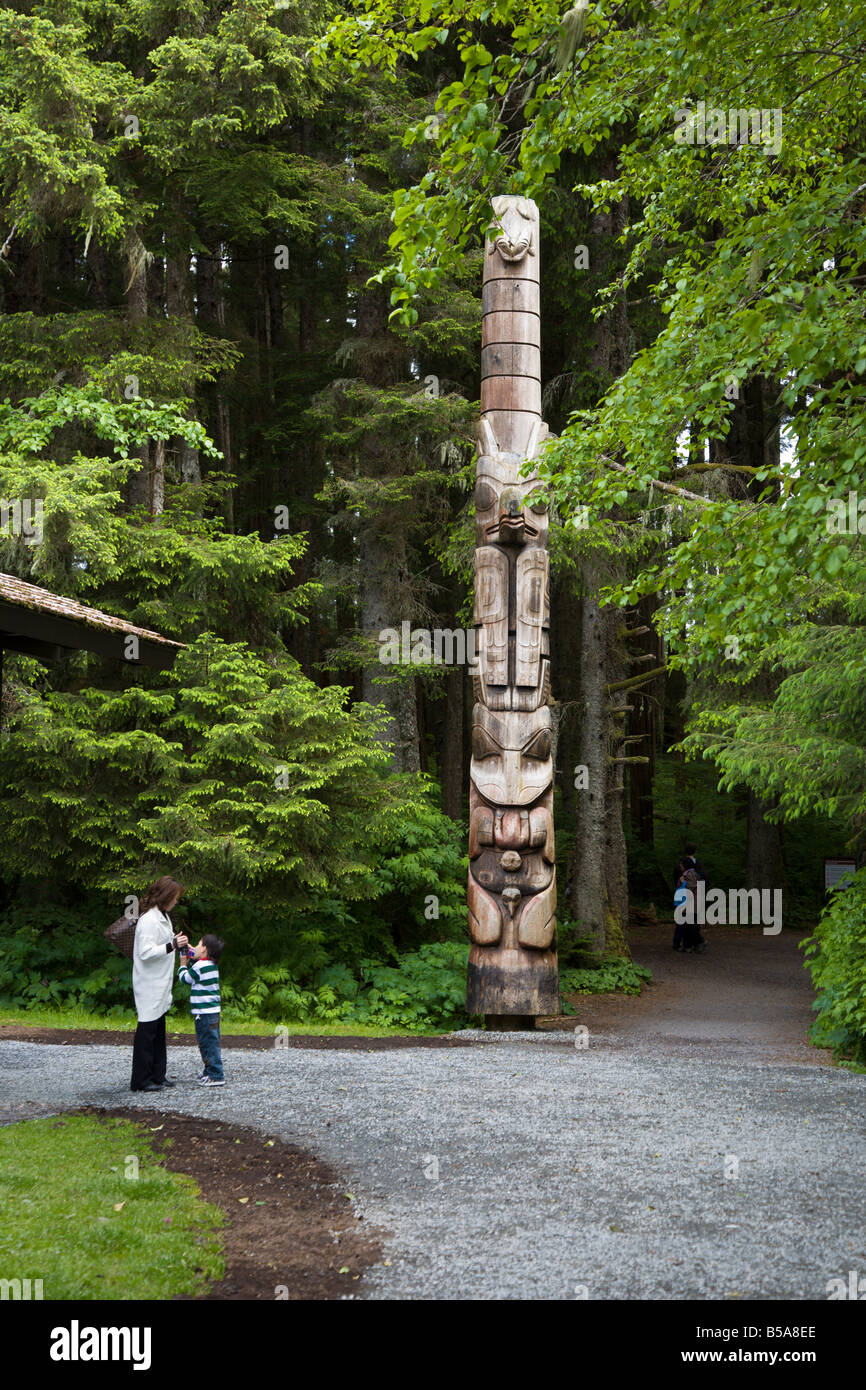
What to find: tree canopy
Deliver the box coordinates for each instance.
[1,0,864,1051]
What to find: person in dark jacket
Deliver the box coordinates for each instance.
[672,841,708,952]
[672,841,708,893]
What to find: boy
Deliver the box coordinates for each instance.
[177,934,225,1086]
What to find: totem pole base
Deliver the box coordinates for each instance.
[467,944,560,1020]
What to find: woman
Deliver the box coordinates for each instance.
[130,876,188,1092]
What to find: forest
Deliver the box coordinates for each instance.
[0,0,864,1059]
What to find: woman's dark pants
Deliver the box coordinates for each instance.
[131,1012,167,1090]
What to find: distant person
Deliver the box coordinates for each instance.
[672,841,708,953]
[177,934,225,1087]
[672,869,689,950]
[680,866,706,952]
[130,876,187,1092]
[673,840,708,891]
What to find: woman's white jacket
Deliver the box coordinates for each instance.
[132,907,175,1023]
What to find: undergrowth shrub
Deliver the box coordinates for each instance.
[0,900,654,1032]
[802,872,866,1066]
[559,957,653,1009]
[226,941,473,1031]
[0,901,132,1012]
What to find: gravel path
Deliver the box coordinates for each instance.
[2,926,864,1299]
[1,1029,863,1300]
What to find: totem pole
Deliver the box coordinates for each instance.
[466,195,559,1027]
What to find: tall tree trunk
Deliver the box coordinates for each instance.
[568,562,609,952]
[567,174,632,953]
[147,251,165,317]
[604,611,630,955]
[124,231,153,510]
[150,439,165,516]
[708,380,784,894]
[166,246,192,319]
[354,283,420,771]
[441,667,465,819]
[627,594,660,846]
[86,238,110,310]
[746,791,783,890]
[196,232,230,516]
[167,242,202,488]
[359,526,420,773]
[4,239,44,314]
[552,576,583,901]
[195,236,224,329]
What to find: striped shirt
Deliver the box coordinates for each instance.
[177,957,220,1016]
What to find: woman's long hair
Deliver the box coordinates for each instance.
[139,876,184,915]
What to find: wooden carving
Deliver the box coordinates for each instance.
[467,195,559,1023]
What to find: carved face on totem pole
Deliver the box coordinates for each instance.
[489,196,538,264]
[467,706,556,954]
[474,453,549,550]
[470,705,552,804]
[467,195,559,1019]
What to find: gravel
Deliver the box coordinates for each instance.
[2,1032,864,1300]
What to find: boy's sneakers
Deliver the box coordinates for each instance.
[196,1069,206,1081]
[199,1076,225,1087]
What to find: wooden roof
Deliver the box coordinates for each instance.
[0,572,185,669]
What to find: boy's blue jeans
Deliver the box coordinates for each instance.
[194,1013,224,1081]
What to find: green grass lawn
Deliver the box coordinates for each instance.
[0,1114,224,1299]
[0,1003,443,1037]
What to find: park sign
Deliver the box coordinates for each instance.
[466,196,559,1027]
[823,858,857,893]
